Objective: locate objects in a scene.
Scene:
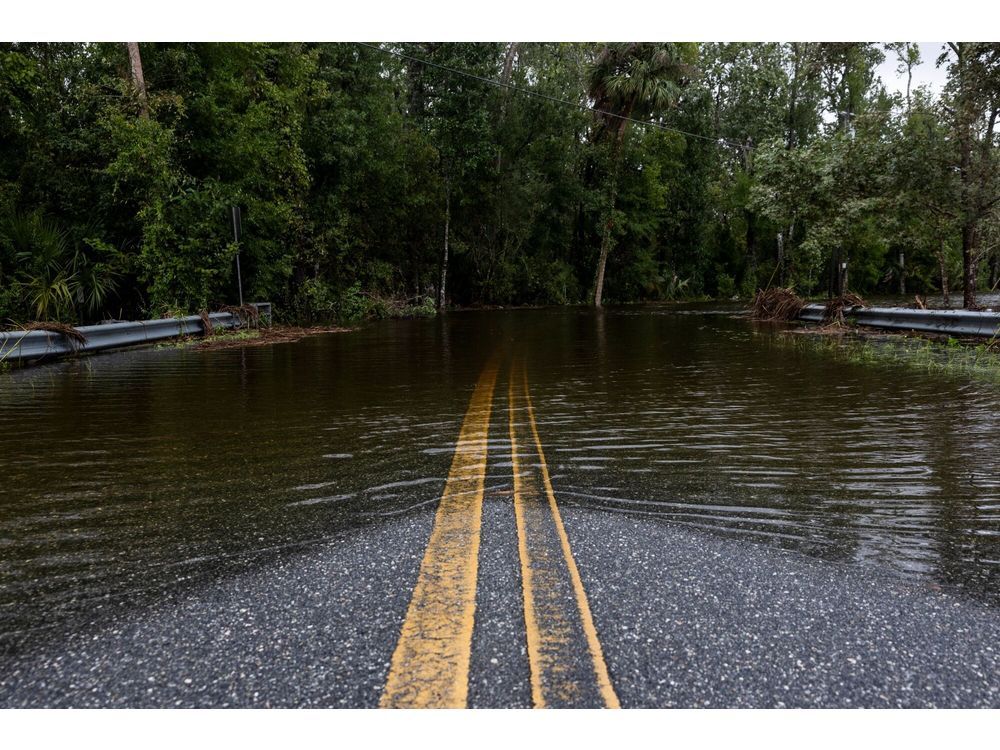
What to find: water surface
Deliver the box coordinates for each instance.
[2,307,999,649]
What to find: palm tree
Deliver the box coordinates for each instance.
[588,43,692,306]
[1,212,120,322]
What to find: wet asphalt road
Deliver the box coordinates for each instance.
[563,506,1000,708]
[2,491,999,708]
[3,311,1000,708]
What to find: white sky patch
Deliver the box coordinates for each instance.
[876,42,950,99]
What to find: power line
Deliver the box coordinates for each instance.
[356,42,747,149]
[847,108,940,117]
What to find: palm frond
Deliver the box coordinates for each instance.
[587,43,692,141]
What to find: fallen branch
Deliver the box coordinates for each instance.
[198,309,214,336]
[191,325,347,351]
[18,321,87,345]
[749,288,805,321]
[219,304,262,328]
[822,293,866,326]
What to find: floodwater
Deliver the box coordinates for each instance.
[1,307,999,650]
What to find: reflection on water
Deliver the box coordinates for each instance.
[1,306,999,647]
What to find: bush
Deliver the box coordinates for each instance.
[0,280,23,322]
[138,184,242,313]
[292,277,337,322]
[716,271,737,299]
[335,281,372,321]
[398,295,437,317]
[525,258,580,305]
[738,272,758,299]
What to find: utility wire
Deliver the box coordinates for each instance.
[356,42,747,149]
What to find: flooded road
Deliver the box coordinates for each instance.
[2,307,1000,707]
[2,307,1000,642]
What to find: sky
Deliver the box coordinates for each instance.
[875,42,950,98]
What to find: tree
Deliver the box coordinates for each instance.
[890,91,962,304]
[125,43,149,118]
[587,43,693,306]
[2,41,993,322]
[941,43,1000,308]
[396,43,501,308]
[700,42,788,291]
[887,42,921,112]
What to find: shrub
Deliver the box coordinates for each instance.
[716,271,737,299]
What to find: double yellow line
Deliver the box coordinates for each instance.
[379,359,498,708]
[380,357,619,709]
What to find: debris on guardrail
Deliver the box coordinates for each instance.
[198,309,215,335]
[749,288,806,321]
[798,303,1000,338]
[0,302,273,366]
[822,293,866,326]
[219,303,262,329]
[19,321,88,346]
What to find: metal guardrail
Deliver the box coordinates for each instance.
[0,303,272,365]
[799,303,1000,338]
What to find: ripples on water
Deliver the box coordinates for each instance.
[0,307,998,646]
[525,309,1000,597]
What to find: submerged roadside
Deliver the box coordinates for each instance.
[0,304,360,369]
[746,288,1000,386]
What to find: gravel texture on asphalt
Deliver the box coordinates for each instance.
[561,505,1000,708]
[467,393,531,708]
[2,500,999,707]
[468,492,531,708]
[0,513,433,708]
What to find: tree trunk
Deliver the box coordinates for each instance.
[407,44,435,121]
[775,218,793,287]
[739,135,757,290]
[786,44,800,149]
[898,251,906,295]
[125,42,149,119]
[951,42,982,309]
[776,231,784,286]
[962,221,979,308]
[593,133,624,307]
[937,243,951,308]
[499,43,519,99]
[593,204,614,307]
[438,183,450,310]
[906,65,912,112]
[495,43,520,173]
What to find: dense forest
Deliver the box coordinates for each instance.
[1,42,999,324]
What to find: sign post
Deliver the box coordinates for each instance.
[231,206,244,306]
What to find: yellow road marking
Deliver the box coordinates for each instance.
[380,360,499,708]
[509,371,546,708]
[510,361,620,708]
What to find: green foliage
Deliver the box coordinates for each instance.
[335,282,371,322]
[139,183,240,310]
[291,277,337,322]
[783,331,1000,386]
[716,271,737,298]
[1,41,996,324]
[0,210,124,321]
[291,277,421,323]
[0,279,18,321]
